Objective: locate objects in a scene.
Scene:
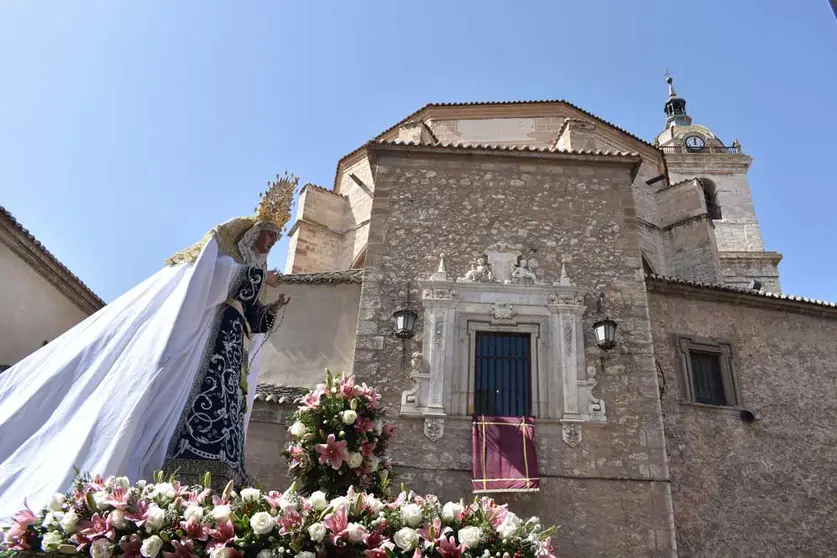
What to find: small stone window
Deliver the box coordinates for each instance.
[676,336,739,407]
[699,179,722,220]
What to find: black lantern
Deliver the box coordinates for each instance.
[592,318,617,350]
[392,306,418,339]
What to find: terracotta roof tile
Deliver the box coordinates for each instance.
[0,205,105,312]
[372,139,641,159]
[278,269,363,284]
[646,274,837,310]
[254,383,306,403]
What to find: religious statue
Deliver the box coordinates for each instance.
[459,255,495,282]
[511,257,537,285]
[0,172,299,522]
[410,351,423,374]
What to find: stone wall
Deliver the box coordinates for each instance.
[354,146,676,557]
[648,284,837,557]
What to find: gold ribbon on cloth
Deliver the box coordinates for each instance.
[471,415,540,494]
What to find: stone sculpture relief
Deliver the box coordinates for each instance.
[400,351,428,411]
[510,257,537,285]
[424,417,445,442]
[491,302,516,320]
[458,255,495,283]
[562,423,582,447]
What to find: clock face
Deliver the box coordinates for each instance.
[685,135,706,150]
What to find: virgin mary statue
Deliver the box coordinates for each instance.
[0,172,298,523]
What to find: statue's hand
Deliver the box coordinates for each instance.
[269,293,290,312]
[265,271,282,287]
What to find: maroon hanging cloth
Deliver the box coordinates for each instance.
[471,415,540,493]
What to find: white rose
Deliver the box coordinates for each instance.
[341,410,358,425]
[250,511,275,535]
[345,522,366,542]
[290,421,308,437]
[48,493,66,511]
[59,509,78,534]
[308,522,327,543]
[136,480,147,490]
[401,503,423,528]
[393,527,419,550]
[140,535,163,558]
[41,530,64,551]
[145,504,166,533]
[183,504,203,523]
[296,552,315,558]
[496,513,522,540]
[348,452,363,469]
[240,488,261,502]
[257,550,274,558]
[373,420,383,435]
[152,482,176,500]
[366,455,379,472]
[210,549,235,558]
[211,505,232,522]
[114,476,131,490]
[458,526,482,547]
[442,502,464,522]
[90,538,114,558]
[310,491,328,511]
[110,509,127,529]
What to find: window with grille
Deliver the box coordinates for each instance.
[473,332,532,417]
[676,336,738,407]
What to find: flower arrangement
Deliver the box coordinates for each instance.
[282,371,396,497]
[1,472,556,558]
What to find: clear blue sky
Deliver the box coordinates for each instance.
[1,1,835,302]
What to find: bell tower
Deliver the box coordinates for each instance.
[654,73,782,292]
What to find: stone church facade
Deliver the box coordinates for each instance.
[249,78,837,557]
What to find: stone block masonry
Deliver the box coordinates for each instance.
[353,145,676,557]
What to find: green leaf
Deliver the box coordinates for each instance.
[85,490,98,512]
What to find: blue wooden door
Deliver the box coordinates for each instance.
[474,332,532,416]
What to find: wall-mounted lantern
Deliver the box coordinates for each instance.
[393,282,418,339]
[593,292,617,350]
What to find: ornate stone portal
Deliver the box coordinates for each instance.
[401,244,607,443]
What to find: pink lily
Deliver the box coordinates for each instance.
[418,517,445,544]
[181,518,210,541]
[316,434,349,470]
[277,506,303,534]
[382,422,397,439]
[124,499,149,527]
[206,520,236,552]
[339,375,358,398]
[79,512,115,541]
[355,417,375,434]
[438,535,468,558]
[300,391,323,410]
[323,507,348,545]
[163,539,199,558]
[102,487,129,510]
[184,488,212,505]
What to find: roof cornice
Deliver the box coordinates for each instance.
[0,206,105,314]
[646,274,837,319]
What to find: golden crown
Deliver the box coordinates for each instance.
[255,170,299,234]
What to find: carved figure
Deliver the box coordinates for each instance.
[511,258,537,285]
[459,255,495,282]
[410,351,422,373]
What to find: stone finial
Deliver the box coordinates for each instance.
[431,253,448,281]
[558,263,572,286]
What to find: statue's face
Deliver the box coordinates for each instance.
[254,229,277,255]
[520,259,528,268]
